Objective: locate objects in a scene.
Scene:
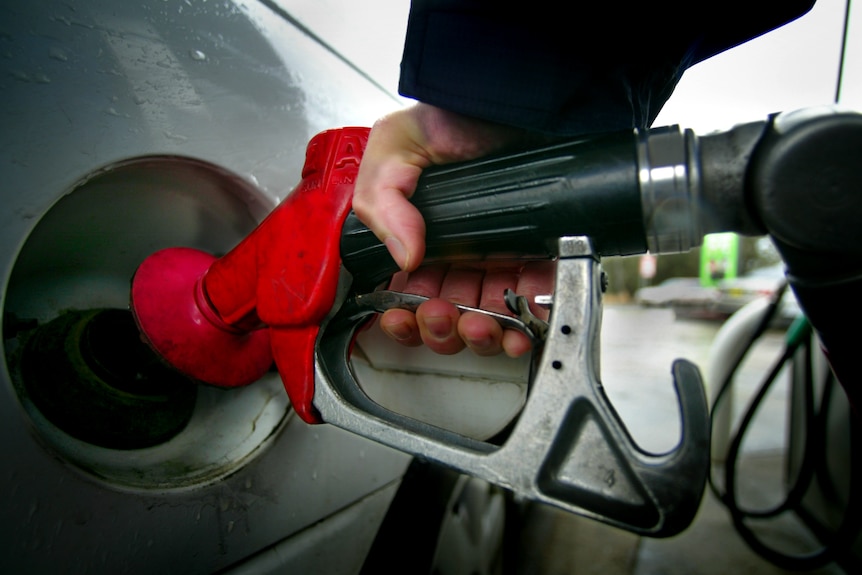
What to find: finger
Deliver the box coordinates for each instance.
[502,260,556,357]
[377,266,447,346]
[452,264,519,355]
[458,311,504,356]
[379,308,423,347]
[353,104,529,273]
[478,264,522,313]
[417,265,490,354]
[352,113,430,272]
[411,266,482,353]
[371,186,426,272]
[516,260,556,320]
[438,266,484,307]
[387,270,409,292]
[401,264,448,298]
[416,298,465,355]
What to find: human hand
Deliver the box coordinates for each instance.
[353,103,527,272]
[380,261,555,358]
[352,103,554,357]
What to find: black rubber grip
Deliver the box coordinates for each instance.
[341,129,647,290]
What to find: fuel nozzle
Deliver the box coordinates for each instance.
[130,246,273,388]
[129,127,370,422]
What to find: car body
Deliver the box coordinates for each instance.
[634,277,725,320]
[635,266,802,326]
[634,277,720,308]
[714,265,784,313]
[0,2,525,573]
[714,264,801,326]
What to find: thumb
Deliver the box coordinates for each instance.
[354,113,432,272]
[368,182,427,272]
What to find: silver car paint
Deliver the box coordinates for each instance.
[1,1,409,573]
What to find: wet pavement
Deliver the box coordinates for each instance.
[599,303,788,456]
[514,303,851,575]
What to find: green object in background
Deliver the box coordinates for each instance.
[700,233,739,286]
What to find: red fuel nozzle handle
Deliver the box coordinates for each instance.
[131,127,371,423]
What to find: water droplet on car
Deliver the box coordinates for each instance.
[49,48,68,62]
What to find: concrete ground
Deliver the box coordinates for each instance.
[511,304,857,575]
[513,454,850,575]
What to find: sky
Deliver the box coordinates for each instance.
[286,0,859,134]
[653,0,861,133]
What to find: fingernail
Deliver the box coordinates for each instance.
[424,316,452,340]
[467,335,494,353]
[385,236,409,270]
[384,321,414,342]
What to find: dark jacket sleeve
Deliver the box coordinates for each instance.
[398,1,817,136]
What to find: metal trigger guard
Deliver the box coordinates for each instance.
[313,236,710,537]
